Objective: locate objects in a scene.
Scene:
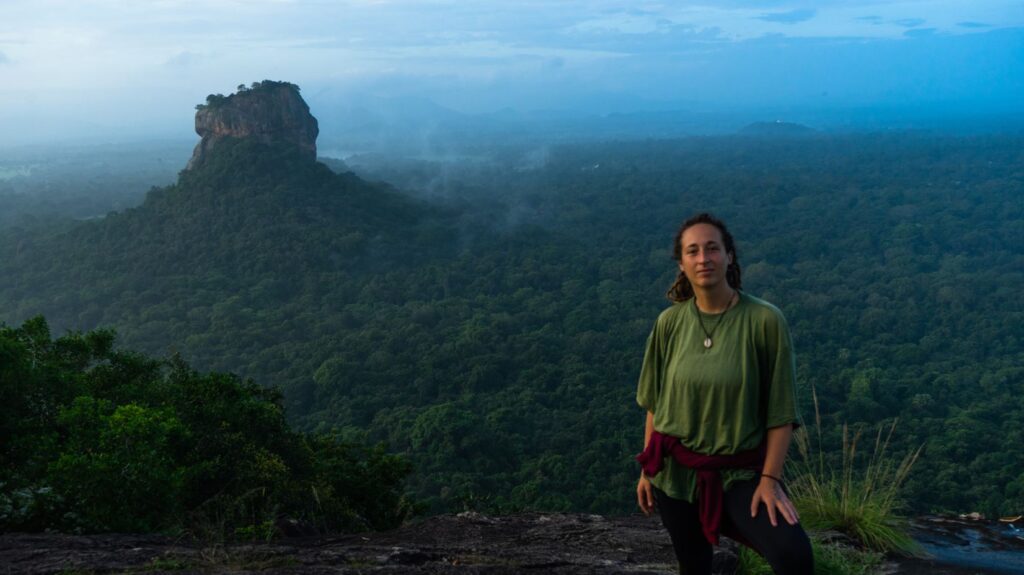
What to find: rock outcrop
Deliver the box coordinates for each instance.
[186,80,319,170]
[0,512,726,574]
[4,512,1024,574]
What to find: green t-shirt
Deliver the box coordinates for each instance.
[636,291,800,502]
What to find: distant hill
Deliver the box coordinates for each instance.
[739,121,815,136]
[0,84,461,415]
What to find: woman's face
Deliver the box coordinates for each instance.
[679,223,733,291]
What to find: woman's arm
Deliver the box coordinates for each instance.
[750,423,800,526]
[644,410,654,450]
[761,421,792,480]
[637,411,656,515]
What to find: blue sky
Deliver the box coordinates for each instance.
[0,0,1021,143]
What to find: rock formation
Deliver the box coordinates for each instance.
[0,512,727,574]
[5,511,1021,574]
[186,80,319,170]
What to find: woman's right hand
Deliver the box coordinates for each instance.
[637,474,655,516]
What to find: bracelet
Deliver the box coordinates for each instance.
[761,473,784,485]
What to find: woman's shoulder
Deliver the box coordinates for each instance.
[651,301,690,334]
[738,292,788,325]
[655,300,690,324]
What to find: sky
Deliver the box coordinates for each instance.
[0,0,1022,144]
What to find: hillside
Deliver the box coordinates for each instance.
[738,121,815,136]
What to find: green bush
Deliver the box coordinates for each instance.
[47,399,186,532]
[0,317,414,538]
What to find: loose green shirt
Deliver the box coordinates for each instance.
[636,291,800,502]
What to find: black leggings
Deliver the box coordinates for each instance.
[653,481,814,575]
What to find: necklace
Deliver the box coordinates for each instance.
[694,290,737,349]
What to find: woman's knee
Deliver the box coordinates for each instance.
[723,480,814,574]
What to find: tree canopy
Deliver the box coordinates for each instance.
[2,132,1022,519]
[0,316,414,536]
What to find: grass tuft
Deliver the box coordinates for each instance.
[788,387,923,556]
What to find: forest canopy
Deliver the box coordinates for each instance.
[1,132,1022,519]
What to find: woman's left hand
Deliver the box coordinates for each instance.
[750,476,800,527]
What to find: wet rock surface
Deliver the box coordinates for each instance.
[2,512,1023,574]
[901,516,1024,574]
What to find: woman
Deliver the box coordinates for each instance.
[634,213,813,574]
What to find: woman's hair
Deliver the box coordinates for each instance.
[665,212,742,302]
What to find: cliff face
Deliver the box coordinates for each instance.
[187,81,319,170]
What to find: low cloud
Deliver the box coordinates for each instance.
[0,51,9,65]
[568,13,672,35]
[958,21,991,28]
[904,28,937,37]
[164,51,202,68]
[894,18,926,28]
[757,9,816,24]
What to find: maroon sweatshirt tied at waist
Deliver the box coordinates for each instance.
[636,429,766,545]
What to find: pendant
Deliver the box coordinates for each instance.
[704,337,713,349]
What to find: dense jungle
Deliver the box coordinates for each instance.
[1,129,1022,534]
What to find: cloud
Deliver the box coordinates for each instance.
[904,28,937,37]
[757,9,816,24]
[567,13,672,35]
[0,0,1022,131]
[164,50,202,68]
[894,18,926,28]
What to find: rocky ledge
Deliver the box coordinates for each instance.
[1,512,711,575]
[2,512,1023,574]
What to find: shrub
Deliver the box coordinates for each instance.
[788,388,923,556]
[0,317,415,539]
